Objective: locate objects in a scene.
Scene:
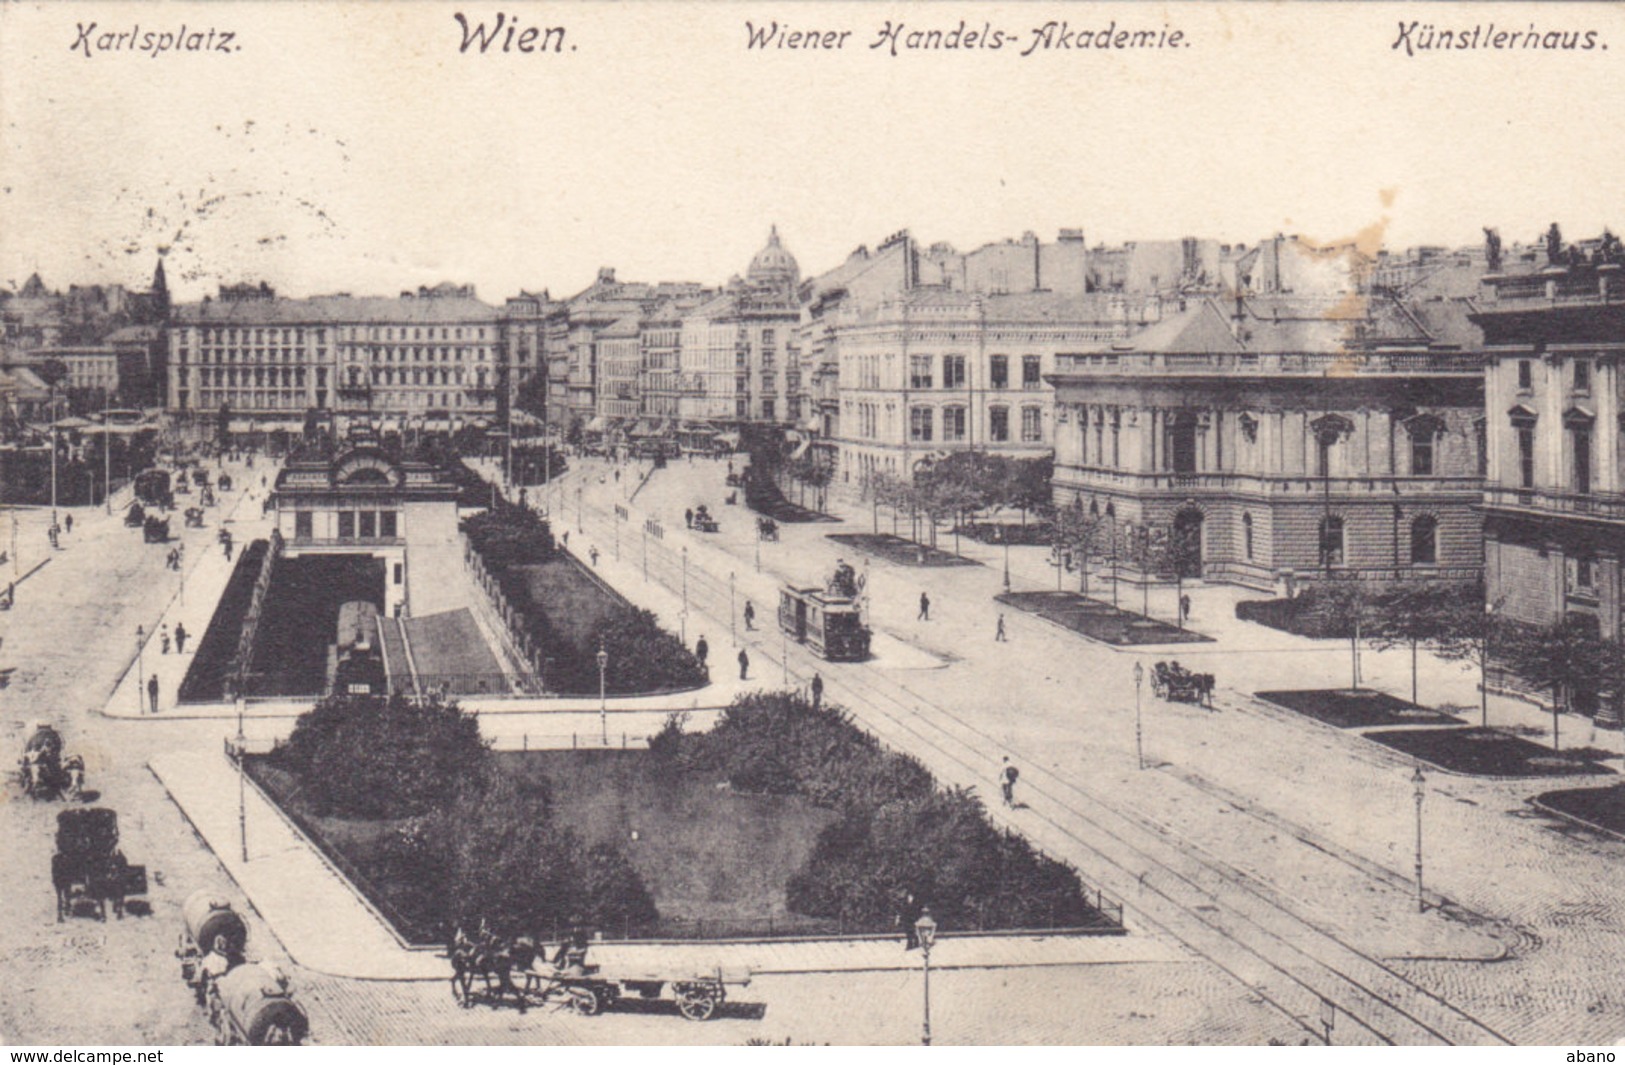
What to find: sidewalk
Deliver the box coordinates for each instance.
[149,746,1175,982]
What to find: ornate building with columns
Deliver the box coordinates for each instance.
[1047,293,1486,591]
[1474,260,1623,654]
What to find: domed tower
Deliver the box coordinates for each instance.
[746,225,801,292]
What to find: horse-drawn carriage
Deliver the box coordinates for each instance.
[184,507,206,529]
[52,808,145,922]
[755,516,779,542]
[125,502,147,528]
[1150,661,1216,707]
[692,504,719,534]
[144,515,171,543]
[449,928,748,1021]
[18,723,83,801]
[177,890,310,1045]
[134,469,173,511]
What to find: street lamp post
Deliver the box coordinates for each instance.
[730,571,737,647]
[1132,661,1145,770]
[682,545,689,617]
[597,640,609,745]
[755,525,762,574]
[1412,763,1426,913]
[1481,602,1498,729]
[576,486,583,534]
[135,625,145,714]
[1002,529,1011,592]
[914,909,937,1046]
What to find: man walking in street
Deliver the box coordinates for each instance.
[810,672,823,709]
[738,647,750,681]
[64,514,72,534]
[590,546,600,567]
[744,601,756,631]
[918,591,930,621]
[685,508,693,529]
[995,613,1008,642]
[1000,756,1019,808]
[175,623,188,655]
[147,673,159,715]
[1179,593,1192,625]
[695,635,709,670]
[160,624,170,654]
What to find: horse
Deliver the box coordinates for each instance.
[449,929,537,1011]
[62,755,84,801]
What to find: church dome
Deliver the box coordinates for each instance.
[747,225,800,289]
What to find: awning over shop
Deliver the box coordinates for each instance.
[630,419,660,438]
[715,431,742,448]
[227,419,256,433]
[584,415,609,432]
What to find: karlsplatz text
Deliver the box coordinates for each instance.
[70,22,237,57]
[454,13,569,54]
[1391,20,1605,55]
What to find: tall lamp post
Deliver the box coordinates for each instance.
[597,640,609,745]
[1411,763,1426,913]
[914,909,937,1046]
[1132,660,1145,770]
[576,485,583,534]
[1002,528,1011,592]
[1480,602,1499,729]
[135,625,146,714]
[730,571,737,647]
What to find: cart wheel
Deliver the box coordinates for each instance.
[568,985,603,1017]
[676,986,717,1022]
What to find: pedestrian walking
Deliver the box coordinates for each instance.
[810,673,823,709]
[685,508,694,529]
[562,531,570,547]
[175,622,188,655]
[64,514,73,534]
[743,601,756,631]
[590,546,600,567]
[1179,593,1192,623]
[737,648,750,681]
[918,591,931,621]
[224,539,233,561]
[695,635,709,669]
[995,613,1008,642]
[147,673,159,715]
[160,624,171,654]
[1000,756,1019,808]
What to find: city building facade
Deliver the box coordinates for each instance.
[1047,292,1487,590]
[1474,259,1624,653]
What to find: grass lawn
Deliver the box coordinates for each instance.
[1256,689,1463,729]
[515,557,627,650]
[827,532,979,567]
[496,751,839,934]
[1365,727,1617,778]
[997,590,1212,646]
[247,749,839,945]
[1534,784,1625,837]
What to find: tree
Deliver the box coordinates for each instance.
[1306,582,1384,692]
[1054,499,1108,595]
[1500,615,1619,750]
[1368,584,1459,707]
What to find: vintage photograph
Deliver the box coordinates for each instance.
[1,0,1622,1048]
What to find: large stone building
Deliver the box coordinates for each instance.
[1474,256,1623,656]
[1047,291,1487,590]
[831,289,1150,487]
[167,284,502,431]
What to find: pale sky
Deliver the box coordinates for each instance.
[2,1,1622,301]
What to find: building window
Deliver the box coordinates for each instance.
[1573,359,1591,392]
[990,355,1009,389]
[761,398,775,421]
[380,511,398,538]
[943,406,966,442]
[943,355,966,388]
[909,356,933,389]
[359,511,377,539]
[1318,516,1345,568]
[1316,433,1334,478]
[1410,429,1434,476]
[1410,516,1437,565]
[337,511,356,539]
[1572,425,1593,494]
[910,406,934,442]
[1242,513,1254,560]
[1022,355,1042,389]
[1517,360,1533,391]
[989,406,1009,442]
[1517,423,1536,488]
[294,511,313,539]
[1021,407,1043,443]
[1572,555,1597,592]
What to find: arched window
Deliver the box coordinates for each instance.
[1410,515,1438,565]
[1242,512,1254,560]
[1318,516,1345,568]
